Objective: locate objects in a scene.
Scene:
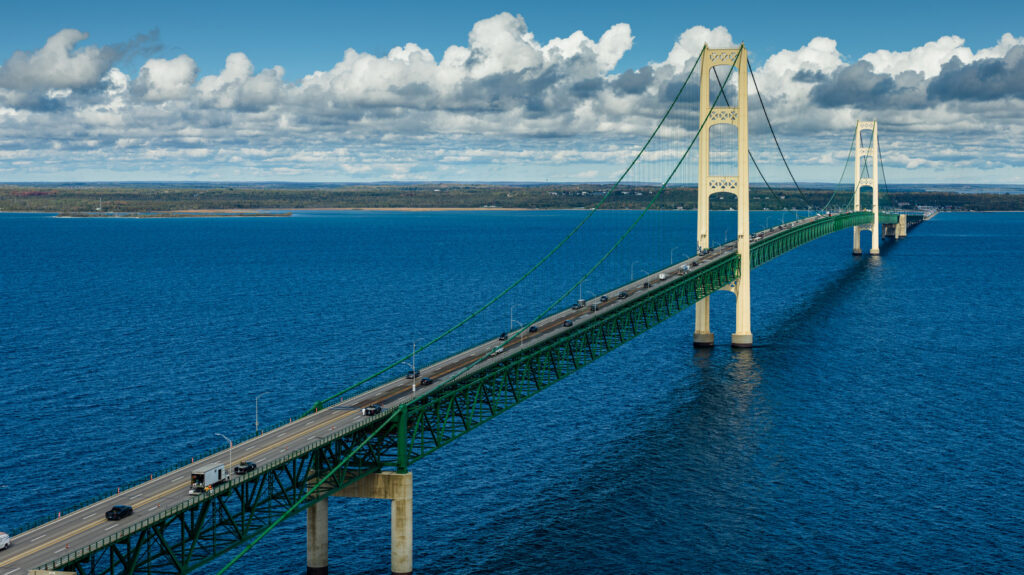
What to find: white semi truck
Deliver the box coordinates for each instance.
[189,463,226,495]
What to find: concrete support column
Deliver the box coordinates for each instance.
[853,120,880,256]
[334,471,413,575]
[390,477,413,575]
[730,46,752,349]
[869,124,881,256]
[694,44,713,348]
[306,498,329,575]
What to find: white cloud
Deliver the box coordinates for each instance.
[0,29,113,91]
[2,20,1024,183]
[135,55,196,101]
[197,52,284,110]
[661,26,735,71]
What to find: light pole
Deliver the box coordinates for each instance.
[631,260,641,282]
[215,433,233,471]
[407,339,424,392]
[511,319,525,348]
[509,303,518,333]
[255,392,268,433]
[670,246,681,265]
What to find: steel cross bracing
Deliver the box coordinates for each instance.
[36,210,901,575]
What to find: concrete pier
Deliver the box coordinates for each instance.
[306,499,329,575]
[334,472,413,575]
[693,331,715,348]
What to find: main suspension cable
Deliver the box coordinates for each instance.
[420,48,745,400]
[823,130,857,212]
[312,47,708,409]
[747,59,814,210]
[709,66,784,210]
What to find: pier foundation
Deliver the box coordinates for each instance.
[333,471,413,575]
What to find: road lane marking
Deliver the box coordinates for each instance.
[29,535,46,542]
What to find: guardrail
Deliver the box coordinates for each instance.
[40,407,396,571]
[12,397,364,537]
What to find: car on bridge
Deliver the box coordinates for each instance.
[563,320,573,327]
[0,531,9,551]
[405,370,420,379]
[105,505,133,521]
[498,332,508,341]
[599,295,609,302]
[528,325,539,333]
[234,461,257,475]
[419,377,434,386]
[362,404,383,416]
[617,291,628,299]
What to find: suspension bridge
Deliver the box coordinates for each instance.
[1,45,930,575]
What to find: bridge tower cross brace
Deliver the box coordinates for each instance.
[694,44,753,348]
[853,120,880,256]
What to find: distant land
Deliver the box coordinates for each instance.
[2,182,1023,213]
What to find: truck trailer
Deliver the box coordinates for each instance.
[189,463,226,495]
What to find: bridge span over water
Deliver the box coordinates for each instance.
[1,44,930,575]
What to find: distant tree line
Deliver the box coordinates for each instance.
[1,183,1022,212]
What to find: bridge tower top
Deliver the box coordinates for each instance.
[694,44,752,348]
[853,120,881,255]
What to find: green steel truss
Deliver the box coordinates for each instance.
[42,210,899,574]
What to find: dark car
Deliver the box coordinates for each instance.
[617,291,628,299]
[234,461,257,475]
[590,303,600,311]
[419,377,434,386]
[105,505,133,521]
[599,295,609,302]
[362,404,383,416]
[405,370,420,379]
[643,281,651,288]
[528,326,539,333]
[498,332,508,341]
[563,320,574,327]
[571,303,582,310]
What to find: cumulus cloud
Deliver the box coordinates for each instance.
[2,17,1024,182]
[197,52,285,110]
[927,46,1024,101]
[0,28,159,108]
[0,29,113,93]
[135,55,197,101]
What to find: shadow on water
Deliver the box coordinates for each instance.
[470,342,771,573]
[757,237,901,346]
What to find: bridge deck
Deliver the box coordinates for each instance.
[1,210,905,574]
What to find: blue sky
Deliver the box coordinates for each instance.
[1,0,1022,183]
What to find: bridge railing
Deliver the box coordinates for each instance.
[33,211,916,567]
[11,397,356,537]
[40,405,398,571]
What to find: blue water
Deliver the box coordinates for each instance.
[2,210,1022,573]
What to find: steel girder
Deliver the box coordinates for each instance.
[396,253,741,466]
[42,421,403,574]
[751,211,897,268]
[40,211,901,574]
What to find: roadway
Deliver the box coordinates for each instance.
[0,213,823,574]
